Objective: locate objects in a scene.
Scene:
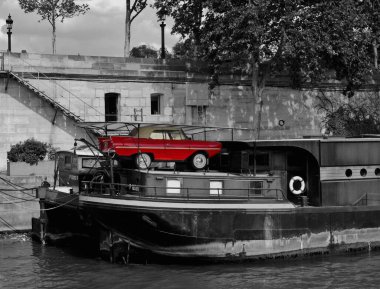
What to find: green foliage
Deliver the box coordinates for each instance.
[130,45,158,58]
[7,139,54,165]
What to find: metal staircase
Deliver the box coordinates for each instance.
[2,53,104,123]
[7,71,84,122]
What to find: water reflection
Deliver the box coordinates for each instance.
[1,234,380,289]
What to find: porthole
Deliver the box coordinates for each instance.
[360,168,367,177]
[375,168,380,176]
[345,169,352,177]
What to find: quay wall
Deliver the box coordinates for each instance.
[0,175,52,233]
[0,52,378,171]
[1,52,323,134]
[0,74,89,171]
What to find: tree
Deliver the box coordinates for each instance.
[317,91,380,136]
[124,0,148,58]
[130,44,158,58]
[359,0,380,69]
[172,40,195,59]
[154,0,377,137]
[19,0,89,54]
[153,0,204,59]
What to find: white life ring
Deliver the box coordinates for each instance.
[289,176,305,195]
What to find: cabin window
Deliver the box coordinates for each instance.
[249,181,263,195]
[64,155,72,170]
[256,153,269,167]
[252,153,270,171]
[166,178,181,194]
[151,93,162,115]
[82,158,102,169]
[375,168,380,176]
[105,93,120,121]
[210,180,223,195]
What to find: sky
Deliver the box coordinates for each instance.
[0,0,180,57]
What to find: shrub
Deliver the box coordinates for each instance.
[7,138,49,165]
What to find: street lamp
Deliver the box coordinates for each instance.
[160,17,166,59]
[6,14,13,52]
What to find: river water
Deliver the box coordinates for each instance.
[1,233,380,289]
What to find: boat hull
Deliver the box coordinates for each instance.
[80,196,380,261]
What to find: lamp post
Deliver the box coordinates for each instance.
[6,14,13,52]
[160,19,166,59]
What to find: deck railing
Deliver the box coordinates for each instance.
[80,181,286,202]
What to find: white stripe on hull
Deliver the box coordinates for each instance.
[79,196,295,210]
[320,165,380,181]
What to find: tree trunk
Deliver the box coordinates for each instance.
[251,60,265,140]
[124,0,131,58]
[52,21,56,54]
[373,39,379,70]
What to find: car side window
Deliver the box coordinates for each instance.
[150,131,170,140]
[169,131,183,140]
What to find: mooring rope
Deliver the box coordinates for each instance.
[0,195,79,213]
[0,216,19,232]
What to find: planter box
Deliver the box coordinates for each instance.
[7,160,55,177]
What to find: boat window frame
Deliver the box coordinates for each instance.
[64,155,72,170]
[166,178,182,194]
[249,180,264,195]
[210,180,224,196]
[82,157,102,169]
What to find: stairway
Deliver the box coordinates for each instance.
[7,71,84,123]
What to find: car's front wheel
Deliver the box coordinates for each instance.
[135,153,152,169]
[190,153,207,170]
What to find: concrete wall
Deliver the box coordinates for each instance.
[0,76,89,171]
[0,52,346,170]
[0,175,49,232]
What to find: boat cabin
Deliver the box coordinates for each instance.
[56,147,106,193]
[115,169,284,201]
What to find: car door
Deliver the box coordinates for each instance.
[147,130,168,160]
[165,130,191,161]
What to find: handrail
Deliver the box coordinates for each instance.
[352,193,368,206]
[9,56,104,121]
[81,181,286,202]
[9,71,83,121]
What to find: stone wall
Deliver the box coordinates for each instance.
[0,52,333,170]
[0,175,48,232]
[0,75,89,171]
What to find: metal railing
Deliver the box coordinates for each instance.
[352,193,368,206]
[81,181,286,202]
[8,56,104,121]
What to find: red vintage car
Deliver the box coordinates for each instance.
[98,126,222,170]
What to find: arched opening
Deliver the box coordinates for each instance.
[105,93,120,121]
